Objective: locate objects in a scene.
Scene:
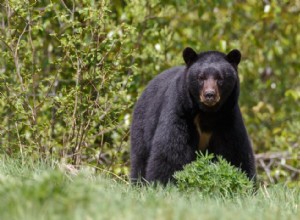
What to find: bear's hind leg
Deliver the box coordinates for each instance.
[145,145,195,185]
[130,151,148,184]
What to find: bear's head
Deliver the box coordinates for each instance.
[183,47,241,112]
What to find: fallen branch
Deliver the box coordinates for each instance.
[255,151,300,183]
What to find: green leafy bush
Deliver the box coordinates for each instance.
[0,0,134,175]
[174,153,254,197]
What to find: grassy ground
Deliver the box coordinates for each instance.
[0,158,299,220]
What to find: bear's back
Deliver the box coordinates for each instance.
[131,66,185,149]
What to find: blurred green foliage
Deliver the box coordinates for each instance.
[0,0,299,184]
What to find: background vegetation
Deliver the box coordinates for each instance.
[0,0,299,185]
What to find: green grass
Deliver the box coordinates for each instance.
[0,158,299,220]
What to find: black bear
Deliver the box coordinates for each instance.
[130,47,256,185]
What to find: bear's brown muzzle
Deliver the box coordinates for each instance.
[200,79,220,106]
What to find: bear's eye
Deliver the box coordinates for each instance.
[216,75,224,85]
[217,79,224,86]
[198,75,205,85]
[198,75,205,81]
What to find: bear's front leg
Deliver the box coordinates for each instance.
[145,125,196,185]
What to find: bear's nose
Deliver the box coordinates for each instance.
[204,91,216,100]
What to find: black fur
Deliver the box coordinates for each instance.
[130,48,256,185]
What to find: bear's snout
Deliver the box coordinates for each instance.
[204,90,216,100]
[200,80,220,107]
[201,91,220,106]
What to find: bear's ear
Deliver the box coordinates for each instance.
[226,49,241,66]
[183,47,198,66]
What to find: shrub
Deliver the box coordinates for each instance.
[0,1,134,175]
[174,153,254,197]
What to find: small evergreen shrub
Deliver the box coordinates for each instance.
[174,153,254,197]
